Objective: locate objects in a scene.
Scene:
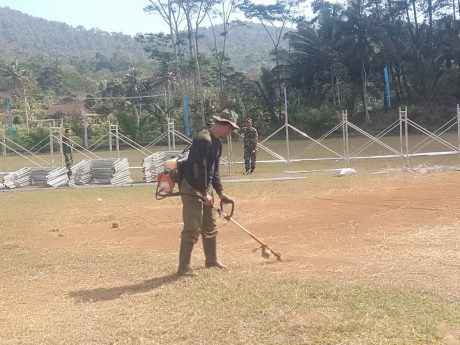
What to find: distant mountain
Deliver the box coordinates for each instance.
[198,21,281,73]
[0,6,280,74]
[0,7,149,69]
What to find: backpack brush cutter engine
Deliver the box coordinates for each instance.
[155,168,181,200]
[156,147,195,200]
[155,156,200,200]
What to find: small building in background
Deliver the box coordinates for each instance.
[45,103,105,124]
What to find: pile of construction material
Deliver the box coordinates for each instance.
[3,167,69,189]
[69,160,92,186]
[2,158,133,189]
[69,158,132,186]
[30,168,55,186]
[45,167,69,187]
[3,167,32,188]
[91,158,132,185]
[142,151,185,183]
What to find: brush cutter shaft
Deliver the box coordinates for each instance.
[228,216,282,260]
[219,201,282,260]
[219,201,261,245]
[227,217,265,246]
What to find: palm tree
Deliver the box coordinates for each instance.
[123,68,145,125]
[1,60,29,94]
[152,61,179,117]
[334,0,385,123]
[288,1,346,108]
[240,0,303,119]
[1,60,34,130]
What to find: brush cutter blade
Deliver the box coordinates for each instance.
[261,245,271,259]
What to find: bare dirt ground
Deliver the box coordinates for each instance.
[1,171,460,344]
[28,171,459,297]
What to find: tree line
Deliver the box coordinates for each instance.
[1,0,459,150]
[140,0,460,134]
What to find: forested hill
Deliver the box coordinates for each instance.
[0,6,149,68]
[0,6,276,72]
[198,21,279,73]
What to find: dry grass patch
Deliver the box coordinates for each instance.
[1,244,459,345]
[1,170,460,344]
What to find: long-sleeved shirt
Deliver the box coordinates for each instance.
[62,136,73,155]
[239,127,258,149]
[183,129,223,196]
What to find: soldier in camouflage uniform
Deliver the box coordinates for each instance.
[240,119,258,174]
[176,110,238,277]
[62,129,73,179]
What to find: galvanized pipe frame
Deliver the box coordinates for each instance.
[342,110,350,168]
[399,107,460,156]
[145,131,169,149]
[87,132,109,151]
[294,122,343,160]
[167,121,175,151]
[236,131,286,162]
[350,120,401,157]
[407,119,458,151]
[50,133,101,160]
[228,104,460,170]
[108,124,119,158]
[0,135,48,171]
[411,116,458,154]
[28,135,51,153]
[1,141,44,167]
[115,130,154,156]
[1,126,6,173]
[458,104,460,150]
[49,126,64,166]
[2,104,460,178]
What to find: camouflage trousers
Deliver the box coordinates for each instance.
[64,153,73,178]
[179,178,217,244]
[244,146,256,172]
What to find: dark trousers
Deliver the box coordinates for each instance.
[64,153,73,178]
[180,179,217,244]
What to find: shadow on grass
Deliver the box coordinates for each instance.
[68,273,179,303]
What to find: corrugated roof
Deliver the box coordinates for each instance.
[45,103,85,116]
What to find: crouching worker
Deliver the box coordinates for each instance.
[177,110,239,276]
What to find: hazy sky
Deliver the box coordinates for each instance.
[0,0,171,36]
[0,0,283,37]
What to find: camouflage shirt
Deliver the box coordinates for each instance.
[240,127,258,149]
[62,136,73,155]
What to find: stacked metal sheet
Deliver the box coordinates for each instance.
[45,167,69,187]
[91,158,132,185]
[3,158,133,189]
[29,168,56,186]
[2,167,64,188]
[111,158,132,185]
[142,151,184,183]
[3,167,32,189]
[69,160,92,186]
